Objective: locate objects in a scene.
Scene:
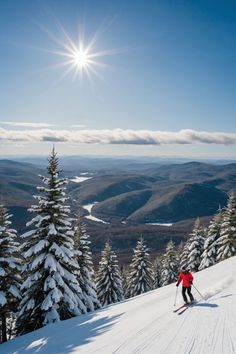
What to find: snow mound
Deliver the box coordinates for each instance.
[2,256,236,354]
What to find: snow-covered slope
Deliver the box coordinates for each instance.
[2,257,236,354]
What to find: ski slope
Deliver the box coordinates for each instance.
[2,257,236,354]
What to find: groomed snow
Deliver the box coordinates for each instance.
[2,256,236,354]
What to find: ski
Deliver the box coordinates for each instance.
[177,301,198,315]
[178,305,191,315]
[173,304,188,313]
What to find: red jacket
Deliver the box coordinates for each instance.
[177,272,193,287]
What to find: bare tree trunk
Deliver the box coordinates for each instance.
[1,313,7,343]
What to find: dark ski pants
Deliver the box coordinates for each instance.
[182,286,194,303]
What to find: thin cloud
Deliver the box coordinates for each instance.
[1,127,236,145]
[0,121,56,128]
[70,124,87,128]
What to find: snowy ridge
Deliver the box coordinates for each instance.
[2,256,236,354]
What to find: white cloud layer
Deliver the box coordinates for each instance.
[0,121,56,128]
[70,124,87,128]
[0,127,236,145]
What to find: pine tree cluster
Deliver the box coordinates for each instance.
[180,194,236,272]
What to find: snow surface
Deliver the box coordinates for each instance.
[70,177,92,183]
[2,256,236,354]
[83,203,109,224]
[146,223,173,227]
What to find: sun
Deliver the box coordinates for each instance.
[41,21,118,81]
[73,49,89,67]
[36,16,125,82]
[49,36,97,80]
[62,40,99,79]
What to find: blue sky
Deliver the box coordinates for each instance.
[1,0,236,157]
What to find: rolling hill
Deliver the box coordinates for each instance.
[2,158,236,225]
[71,160,236,223]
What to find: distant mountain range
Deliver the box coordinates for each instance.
[71,160,235,223]
[1,157,236,262]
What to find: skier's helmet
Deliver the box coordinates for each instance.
[182,267,188,273]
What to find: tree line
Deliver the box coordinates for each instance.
[1,149,236,343]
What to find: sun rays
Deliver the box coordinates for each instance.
[37,18,119,82]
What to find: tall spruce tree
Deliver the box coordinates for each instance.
[217,194,236,261]
[187,218,205,272]
[199,209,223,270]
[126,237,154,298]
[160,240,178,286]
[74,217,100,311]
[153,256,161,289]
[120,265,129,297]
[179,239,190,271]
[96,242,124,306]
[0,205,21,343]
[17,149,85,335]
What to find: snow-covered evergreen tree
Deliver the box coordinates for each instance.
[96,242,124,306]
[120,266,129,298]
[217,194,236,262]
[199,209,223,270]
[0,205,21,343]
[153,256,161,289]
[179,239,190,271]
[17,149,85,335]
[160,240,179,286]
[73,217,100,311]
[125,237,154,298]
[187,218,205,272]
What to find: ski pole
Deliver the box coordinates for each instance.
[174,286,178,306]
[192,284,205,301]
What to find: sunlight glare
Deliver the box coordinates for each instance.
[43,21,115,81]
[73,49,89,67]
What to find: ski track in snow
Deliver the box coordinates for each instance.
[2,257,236,354]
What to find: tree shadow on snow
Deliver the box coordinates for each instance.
[15,311,123,354]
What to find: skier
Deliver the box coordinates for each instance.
[176,268,195,304]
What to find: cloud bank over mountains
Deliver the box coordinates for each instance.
[0,127,236,145]
[1,121,56,128]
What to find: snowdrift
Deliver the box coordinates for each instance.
[2,256,236,354]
